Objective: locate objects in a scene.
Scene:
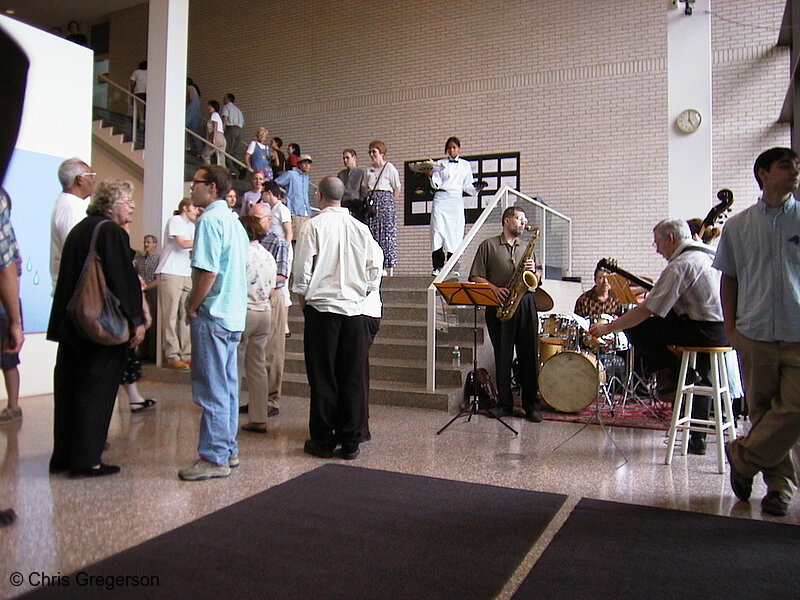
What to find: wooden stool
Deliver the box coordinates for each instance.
[665,346,737,473]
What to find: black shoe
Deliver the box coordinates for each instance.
[490,406,513,418]
[49,461,69,474]
[0,508,16,527]
[337,442,360,460]
[526,407,543,422]
[303,439,334,459]
[69,463,121,479]
[239,404,249,414]
[762,491,790,517]
[725,442,752,501]
[687,435,706,455]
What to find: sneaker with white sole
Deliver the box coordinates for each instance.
[0,407,21,425]
[178,458,231,481]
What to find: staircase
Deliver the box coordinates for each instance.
[144,276,478,412]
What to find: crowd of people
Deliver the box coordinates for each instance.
[2,138,795,524]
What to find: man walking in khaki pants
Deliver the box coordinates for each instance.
[715,147,800,517]
[155,198,197,369]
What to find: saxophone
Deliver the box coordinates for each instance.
[496,226,539,322]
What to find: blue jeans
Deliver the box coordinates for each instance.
[190,312,242,465]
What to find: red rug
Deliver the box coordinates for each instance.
[540,398,673,431]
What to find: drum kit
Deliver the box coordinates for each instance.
[537,311,633,414]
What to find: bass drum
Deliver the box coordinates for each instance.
[539,351,605,413]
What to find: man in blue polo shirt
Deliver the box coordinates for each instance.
[716,147,800,517]
[275,153,312,236]
[179,164,248,481]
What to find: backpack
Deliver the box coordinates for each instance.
[463,368,499,411]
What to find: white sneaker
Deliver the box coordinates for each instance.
[0,407,21,425]
[178,458,231,481]
[431,269,441,276]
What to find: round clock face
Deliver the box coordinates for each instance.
[676,108,702,133]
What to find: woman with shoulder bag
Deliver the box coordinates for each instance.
[361,140,401,276]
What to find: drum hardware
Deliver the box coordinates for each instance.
[548,342,629,468]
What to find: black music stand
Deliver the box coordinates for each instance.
[434,282,518,436]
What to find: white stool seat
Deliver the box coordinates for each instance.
[665,346,738,474]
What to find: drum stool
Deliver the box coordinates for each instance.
[665,346,737,474]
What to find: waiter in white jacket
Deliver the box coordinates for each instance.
[426,137,484,276]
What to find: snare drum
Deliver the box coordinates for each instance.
[539,350,606,413]
[540,313,578,344]
[582,314,616,350]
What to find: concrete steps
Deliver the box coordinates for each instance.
[144,275,475,412]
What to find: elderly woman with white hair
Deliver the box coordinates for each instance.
[47,179,146,478]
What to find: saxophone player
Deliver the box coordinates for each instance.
[469,206,542,422]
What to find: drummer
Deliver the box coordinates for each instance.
[575,261,625,386]
[588,219,727,454]
[574,261,619,317]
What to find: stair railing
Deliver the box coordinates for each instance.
[94,73,247,173]
[425,186,571,391]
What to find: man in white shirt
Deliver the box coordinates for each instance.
[155,198,198,369]
[292,176,380,460]
[220,93,244,171]
[50,157,95,293]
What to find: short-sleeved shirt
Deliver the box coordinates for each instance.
[362,162,400,194]
[269,201,292,241]
[135,252,160,284]
[0,189,20,271]
[191,200,248,331]
[220,102,244,128]
[245,241,276,311]
[643,240,722,322]
[714,197,800,341]
[274,169,311,216]
[155,214,194,277]
[574,286,620,317]
[469,234,536,289]
[260,231,290,288]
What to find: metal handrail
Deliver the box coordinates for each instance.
[425,186,572,391]
[94,73,247,172]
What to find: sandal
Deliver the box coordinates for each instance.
[130,398,157,413]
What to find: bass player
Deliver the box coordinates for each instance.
[469,206,542,422]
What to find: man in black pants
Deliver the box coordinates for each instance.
[470,206,542,422]
[292,177,381,460]
[590,218,728,455]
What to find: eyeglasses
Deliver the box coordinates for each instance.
[114,199,135,207]
[80,172,96,178]
[192,178,212,185]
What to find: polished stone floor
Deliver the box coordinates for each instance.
[1,381,797,598]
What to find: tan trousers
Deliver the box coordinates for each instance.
[238,308,271,423]
[201,130,227,166]
[158,273,192,363]
[727,328,800,496]
[266,289,287,408]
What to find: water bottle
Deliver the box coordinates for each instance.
[452,346,461,368]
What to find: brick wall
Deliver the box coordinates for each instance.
[180,0,787,284]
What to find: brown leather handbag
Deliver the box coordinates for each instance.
[66,220,131,345]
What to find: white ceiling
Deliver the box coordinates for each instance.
[2,0,144,32]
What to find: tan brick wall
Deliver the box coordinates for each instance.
[179,0,788,283]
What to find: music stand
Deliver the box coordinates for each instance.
[434,282,518,436]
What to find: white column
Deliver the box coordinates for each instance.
[667,0,713,218]
[143,0,189,366]
[143,0,189,246]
